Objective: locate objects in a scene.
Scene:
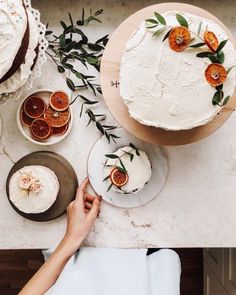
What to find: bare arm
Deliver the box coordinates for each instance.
[19,177,101,295]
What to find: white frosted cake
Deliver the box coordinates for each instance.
[120,10,236,130]
[0,0,40,95]
[9,165,59,213]
[104,146,152,194]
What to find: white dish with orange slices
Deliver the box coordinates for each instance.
[17,89,73,145]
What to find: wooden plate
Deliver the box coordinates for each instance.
[100,3,236,146]
[6,151,78,222]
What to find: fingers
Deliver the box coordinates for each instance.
[88,196,101,221]
[75,177,89,207]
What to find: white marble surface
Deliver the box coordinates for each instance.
[1,0,236,248]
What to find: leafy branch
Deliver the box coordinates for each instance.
[46,9,118,143]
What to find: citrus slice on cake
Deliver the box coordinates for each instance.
[24,96,46,119]
[204,31,219,52]
[52,124,69,136]
[168,26,191,52]
[110,168,129,187]
[50,91,69,111]
[205,63,227,86]
[30,118,52,140]
[44,106,70,128]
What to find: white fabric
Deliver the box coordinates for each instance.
[43,247,181,295]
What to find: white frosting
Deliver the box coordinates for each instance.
[120,11,236,130]
[0,9,38,94]
[9,165,59,214]
[104,146,152,194]
[0,0,27,80]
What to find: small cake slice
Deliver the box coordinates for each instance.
[104,145,152,194]
[9,165,59,213]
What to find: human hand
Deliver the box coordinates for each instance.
[62,177,102,255]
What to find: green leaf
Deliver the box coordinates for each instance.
[119,159,127,173]
[87,56,98,65]
[212,90,223,105]
[146,24,158,29]
[176,13,189,28]
[103,175,110,182]
[66,77,75,91]
[57,65,65,73]
[145,18,159,24]
[196,51,213,58]
[152,27,166,37]
[217,50,225,64]
[154,12,166,25]
[197,21,203,35]
[107,182,113,192]
[105,154,119,159]
[227,65,236,74]
[60,21,67,30]
[223,95,230,106]
[208,55,220,63]
[216,84,223,91]
[116,166,127,174]
[59,34,65,47]
[216,39,228,53]
[190,42,205,48]
[162,29,171,42]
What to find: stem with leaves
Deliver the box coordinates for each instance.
[46,9,118,143]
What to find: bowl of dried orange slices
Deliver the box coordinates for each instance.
[17,89,73,145]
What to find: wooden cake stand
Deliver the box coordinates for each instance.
[100,3,236,146]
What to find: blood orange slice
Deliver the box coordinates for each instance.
[204,31,219,52]
[52,123,69,136]
[205,63,227,87]
[168,26,191,52]
[24,96,46,119]
[50,91,69,111]
[110,168,129,187]
[30,118,52,140]
[44,106,70,128]
[21,109,34,126]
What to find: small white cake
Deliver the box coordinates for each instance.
[104,146,152,194]
[120,10,236,130]
[9,165,59,213]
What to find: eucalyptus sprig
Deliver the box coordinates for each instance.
[46,9,118,143]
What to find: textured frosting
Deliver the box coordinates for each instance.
[0,0,27,80]
[0,9,39,94]
[9,165,59,214]
[120,11,236,130]
[104,146,152,194]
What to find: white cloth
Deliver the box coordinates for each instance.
[43,248,181,295]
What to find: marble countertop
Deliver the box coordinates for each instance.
[1,0,236,249]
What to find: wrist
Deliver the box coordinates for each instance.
[59,235,83,257]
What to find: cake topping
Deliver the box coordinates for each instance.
[168,26,191,52]
[204,31,219,52]
[205,63,227,87]
[17,173,34,190]
[110,168,129,188]
[29,181,42,194]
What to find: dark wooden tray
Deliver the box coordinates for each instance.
[6,151,78,222]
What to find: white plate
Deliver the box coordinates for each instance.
[17,89,73,146]
[87,128,168,208]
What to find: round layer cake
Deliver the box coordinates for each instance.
[9,165,59,213]
[120,10,236,130]
[0,0,29,83]
[103,146,152,194]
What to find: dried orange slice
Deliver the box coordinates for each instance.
[30,118,52,140]
[52,123,69,136]
[24,96,46,119]
[21,109,34,126]
[168,26,191,52]
[44,106,70,127]
[110,168,129,187]
[50,91,69,111]
[205,63,227,87]
[204,31,219,52]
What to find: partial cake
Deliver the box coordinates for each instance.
[103,145,152,194]
[9,165,59,213]
[120,10,236,130]
[0,0,40,95]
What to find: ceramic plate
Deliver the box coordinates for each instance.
[6,151,78,221]
[16,89,73,146]
[87,128,168,208]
